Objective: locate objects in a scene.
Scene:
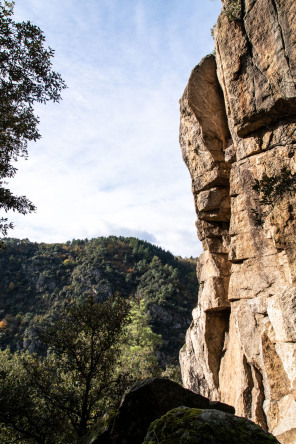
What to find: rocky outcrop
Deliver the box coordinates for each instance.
[143,406,280,444]
[92,378,234,444]
[179,1,296,443]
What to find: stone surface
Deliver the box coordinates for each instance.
[215,0,296,138]
[91,378,234,444]
[179,1,296,442]
[143,406,280,444]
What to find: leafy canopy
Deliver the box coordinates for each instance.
[0,294,175,443]
[0,236,188,441]
[119,299,162,380]
[0,236,198,363]
[0,295,131,443]
[0,1,66,238]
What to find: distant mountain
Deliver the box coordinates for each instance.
[0,236,198,365]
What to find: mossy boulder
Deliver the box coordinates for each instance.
[91,378,234,444]
[142,407,280,444]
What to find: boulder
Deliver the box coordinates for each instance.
[91,378,234,444]
[143,406,280,444]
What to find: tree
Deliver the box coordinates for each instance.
[119,299,162,380]
[0,296,131,443]
[0,1,66,238]
[0,349,69,443]
[118,299,183,384]
[0,292,183,443]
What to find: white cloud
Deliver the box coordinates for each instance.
[5,0,221,257]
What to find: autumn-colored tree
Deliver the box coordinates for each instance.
[0,319,7,329]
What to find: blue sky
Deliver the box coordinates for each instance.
[7,0,221,257]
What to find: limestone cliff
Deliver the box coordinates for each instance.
[179,1,296,443]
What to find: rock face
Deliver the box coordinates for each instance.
[143,406,280,444]
[179,1,296,443]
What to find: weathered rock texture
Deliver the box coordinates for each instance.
[179,1,296,443]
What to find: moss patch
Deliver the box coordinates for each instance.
[142,407,280,444]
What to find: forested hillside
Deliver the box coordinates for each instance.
[0,236,198,365]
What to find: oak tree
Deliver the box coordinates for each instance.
[0,296,130,443]
[0,1,66,238]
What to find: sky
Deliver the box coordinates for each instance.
[6,0,222,258]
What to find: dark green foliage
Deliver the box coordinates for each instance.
[0,1,66,239]
[119,299,163,379]
[0,295,183,443]
[0,349,68,443]
[0,236,198,364]
[137,255,197,359]
[0,296,131,443]
[222,0,242,21]
[0,238,198,442]
[252,167,296,227]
